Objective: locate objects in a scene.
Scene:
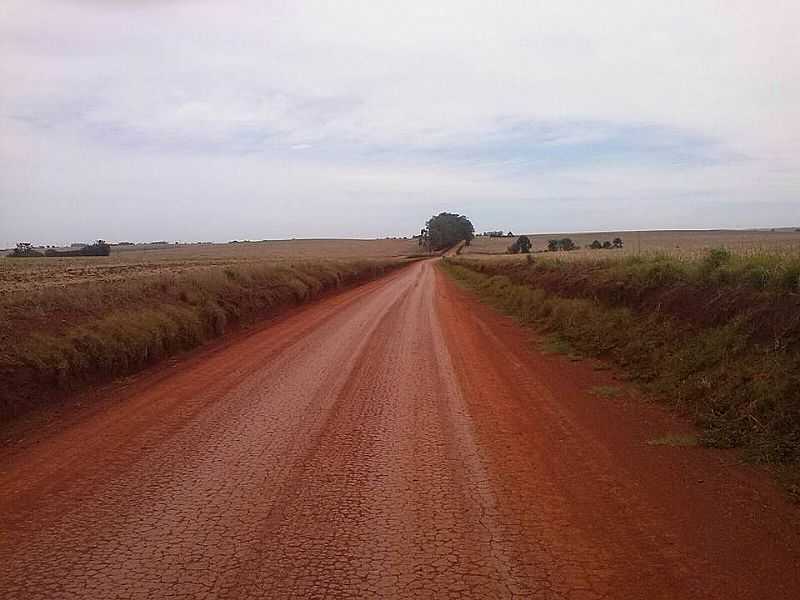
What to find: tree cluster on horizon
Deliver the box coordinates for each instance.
[507,235,532,254]
[588,237,624,250]
[547,238,577,252]
[419,212,475,252]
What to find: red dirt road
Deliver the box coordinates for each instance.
[1,260,799,599]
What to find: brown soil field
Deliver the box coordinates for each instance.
[466,228,800,259]
[0,238,419,294]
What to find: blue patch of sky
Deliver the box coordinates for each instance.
[412,120,739,173]
[9,95,740,173]
[293,120,741,174]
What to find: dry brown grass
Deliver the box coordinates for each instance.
[0,239,416,421]
[0,238,419,294]
[1,259,408,420]
[465,229,800,261]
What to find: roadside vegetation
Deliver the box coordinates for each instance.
[441,250,800,482]
[0,258,406,421]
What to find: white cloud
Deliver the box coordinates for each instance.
[1,0,799,245]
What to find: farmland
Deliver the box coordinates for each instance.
[465,228,800,259]
[0,238,420,294]
[0,238,418,419]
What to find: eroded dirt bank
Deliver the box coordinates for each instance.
[0,260,798,598]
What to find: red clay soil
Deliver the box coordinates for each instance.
[1,259,798,599]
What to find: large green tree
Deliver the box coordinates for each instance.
[423,212,475,251]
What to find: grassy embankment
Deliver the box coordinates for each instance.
[442,250,800,484]
[1,259,405,421]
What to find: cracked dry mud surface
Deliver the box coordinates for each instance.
[2,260,799,599]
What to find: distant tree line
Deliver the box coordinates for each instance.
[544,237,624,252]
[480,231,515,238]
[546,238,577,251]
[588,237,623,250]
[9,240,112,258]
[8,243,44,258]
[44,240,111,257]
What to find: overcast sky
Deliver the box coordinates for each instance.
[1,1,798,246]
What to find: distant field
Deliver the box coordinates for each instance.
[0,238,419,294]
[465,229,800,259]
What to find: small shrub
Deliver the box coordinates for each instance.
[698,247,732,278]
[743,265,770,290]
[779,262,800,292]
